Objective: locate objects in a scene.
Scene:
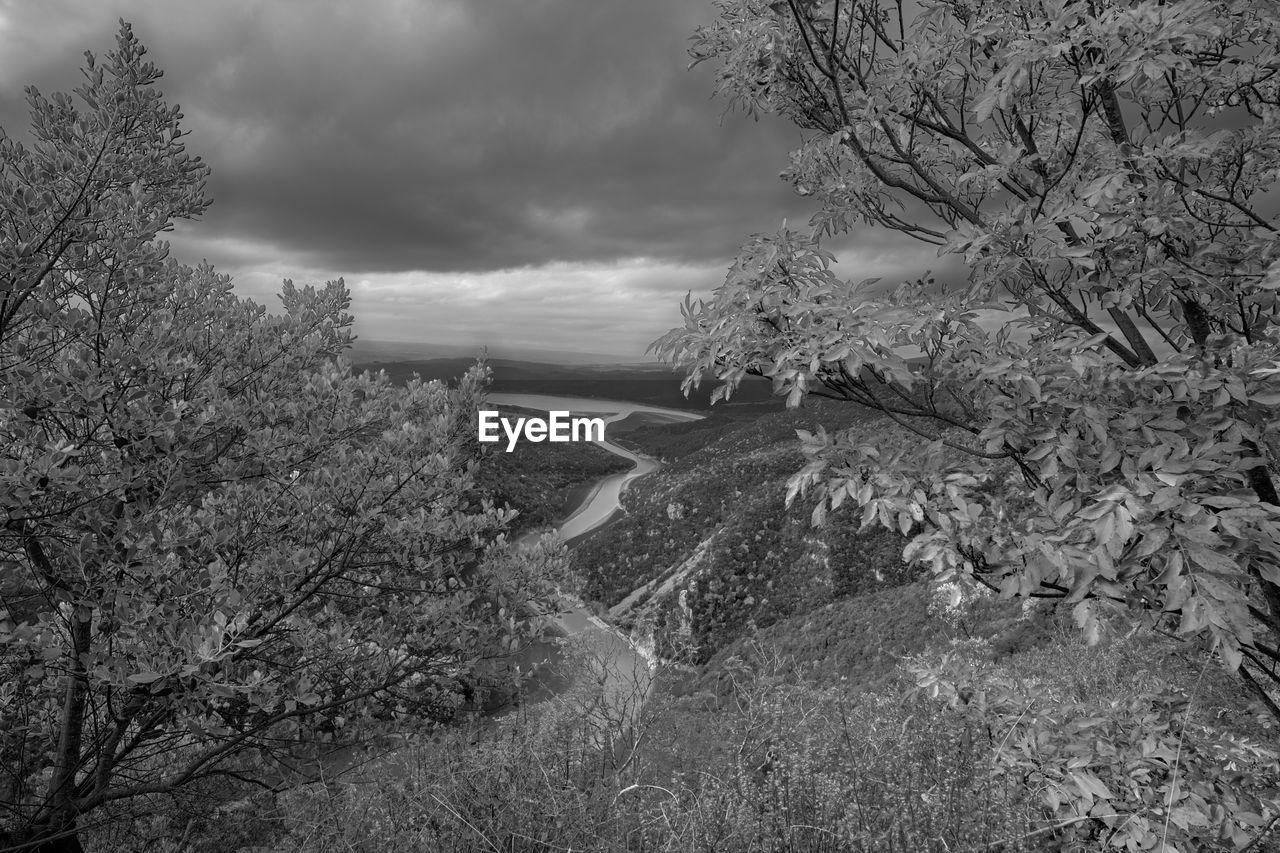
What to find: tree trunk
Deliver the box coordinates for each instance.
[40,611,92,853]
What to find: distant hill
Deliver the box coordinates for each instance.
[353,354,782,410]
[349,338,645,366]
[349,339,941,410]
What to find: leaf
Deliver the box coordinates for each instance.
[1178,598,1208,634]
[1250,392,1280,407]
[1187,546,1240,576]
[1256,561,1280,587]
[1093,513,1116,553]
[1153,550,1183,586]
[1168,805,1210,830]
[1069,770,1113,801]
[1068,717,1109,732]
[127,671,164,685]
[1219,636,1242,671]
[1073,600,1101,644]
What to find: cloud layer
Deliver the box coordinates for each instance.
[0,0,942,357]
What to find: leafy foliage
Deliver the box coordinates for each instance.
[906,627,1280,851]
[654,0,1280,716]
[0,23,557,850]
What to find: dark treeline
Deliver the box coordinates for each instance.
[358,357,781,410]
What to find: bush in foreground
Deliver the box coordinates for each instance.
[102,612,1280,852]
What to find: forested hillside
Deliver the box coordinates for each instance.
[474,405,630,535]
[355,356,778,409]
[573,400,914,664]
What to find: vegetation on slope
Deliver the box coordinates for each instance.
[573,400,912,663]
[474,405,631,535]
[356,356,778,409]
[93,597,1278,852]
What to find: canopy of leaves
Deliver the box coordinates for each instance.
[0,22,558,850]
[655,0,1280,711]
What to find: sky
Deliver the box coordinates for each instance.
[0,0,947,360]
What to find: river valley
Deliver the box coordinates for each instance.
[488,392,702,543]
[311,394,704,781]
[488,393,703,706]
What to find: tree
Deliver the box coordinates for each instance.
[0,23,558,851]
[655,0,1280,714]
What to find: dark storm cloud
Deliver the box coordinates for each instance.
[0,0,813,271]
[0,0,941,356]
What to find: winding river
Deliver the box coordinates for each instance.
[488,393,701,543]
[487,393,704,709]
[311,395,702,780]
